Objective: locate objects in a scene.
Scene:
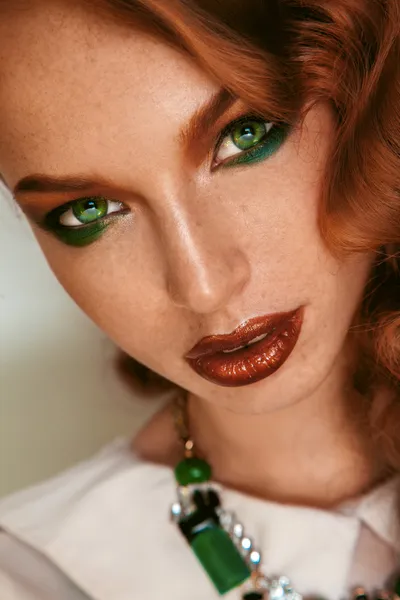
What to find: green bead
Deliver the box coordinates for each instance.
[242,593,263,600]
[191,526,251,595]
[174,457,212,485]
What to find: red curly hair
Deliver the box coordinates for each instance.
[103,0,400,477]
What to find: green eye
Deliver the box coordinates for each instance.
[215,116,290,169]
[43,196,127,247]
[231,120,266,151]
[68,197,108,225]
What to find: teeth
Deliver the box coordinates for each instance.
[222,333,269,354]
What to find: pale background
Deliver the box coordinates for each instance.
[0,183,162,498]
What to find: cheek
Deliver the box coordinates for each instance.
[31,224,177,367]
[212,106,333,298]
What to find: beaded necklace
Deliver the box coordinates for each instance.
[170,394,400,600]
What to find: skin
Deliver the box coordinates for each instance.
[0,1,381,507]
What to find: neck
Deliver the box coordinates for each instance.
[187,355,382,509]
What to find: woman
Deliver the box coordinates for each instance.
[0,0,399,598]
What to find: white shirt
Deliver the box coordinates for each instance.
[0,437,398,600]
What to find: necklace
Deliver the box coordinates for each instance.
[170,393,400,600]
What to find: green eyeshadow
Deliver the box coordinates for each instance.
[221,124,290,169]
[49,220,111,247]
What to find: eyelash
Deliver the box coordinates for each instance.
[42,112,288,245]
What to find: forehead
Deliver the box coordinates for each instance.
[0,1,218,184]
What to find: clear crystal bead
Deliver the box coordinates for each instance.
[286,592,302,600]
[233,522,244,539]
[255,575,270,591]
[269,580,286,600]
[177,485,190,500]
[170,502,182,521]
[241,537,252,552]
[219,510,235,531]
[267,577,302,600]
[249,550,261,565]
[177,486,193,512]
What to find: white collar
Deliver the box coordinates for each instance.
[0,437,398,600]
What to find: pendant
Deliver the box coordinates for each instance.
[171,482,251,594]
[171,456,302,598]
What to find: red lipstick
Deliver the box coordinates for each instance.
[185,307,304,387]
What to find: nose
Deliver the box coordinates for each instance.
[160,206,251,315]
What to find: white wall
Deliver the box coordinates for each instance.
[0,184,162,497]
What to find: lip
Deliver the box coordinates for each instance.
[185,306,304,387]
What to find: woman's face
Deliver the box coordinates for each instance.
[0,1,373,413]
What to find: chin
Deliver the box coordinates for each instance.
[182,334,346,416]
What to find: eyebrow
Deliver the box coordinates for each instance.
[14,87,238,196]
[179,87,237,155]
[14,176,103,195]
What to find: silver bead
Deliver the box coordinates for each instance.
[279,576,291,588]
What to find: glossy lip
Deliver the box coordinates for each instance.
[185,306,304,387]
